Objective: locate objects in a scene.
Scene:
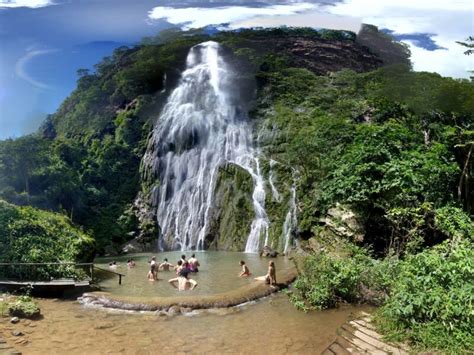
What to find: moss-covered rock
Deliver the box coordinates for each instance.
[206,163,254,251]
[7,296,41,319]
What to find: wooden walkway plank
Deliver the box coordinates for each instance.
[329,341,351,355]
[322,314,408,355]
[334,336,358,354]
[343,325,392,353]
[346,323,408,355]
[339,327,387,354]
[352,319,376,331]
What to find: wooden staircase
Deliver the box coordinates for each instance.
[322,312,408,355]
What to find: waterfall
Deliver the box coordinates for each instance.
[282,183,297,254]
[268,159,282,202]
[142,41,268,252]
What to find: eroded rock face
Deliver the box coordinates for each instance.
[274,37,383,75]
[323,203,365,243]
[119,195,160,254]
[206,163,255,251]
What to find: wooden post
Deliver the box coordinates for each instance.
[119,274,122,285]
[90,264,94,282]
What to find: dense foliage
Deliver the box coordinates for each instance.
[379,240,473,353]
[0,200,94,280]
[257,61,474,352]
[257,65,474,254]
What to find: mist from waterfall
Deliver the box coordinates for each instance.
[142,41,268,252]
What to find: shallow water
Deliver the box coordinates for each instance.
[0,294,372,354]
[95,252,292,297]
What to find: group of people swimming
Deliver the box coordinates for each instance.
[146,254,200,291]
[109,254,277,291]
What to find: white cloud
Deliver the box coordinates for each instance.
[148,3,317,29]
[230,9,361,33]
[324,0,473,78]
[0,0,53,8]
[15,49,58,89]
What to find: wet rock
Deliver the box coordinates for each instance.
[180,307,192,314]
[0,337,6,343]
[167,306,181,316]
[260,245,279,257]
[93,322,114,330]
[155,310,167,317]
[10,317,19,324]
[11,330,23,337]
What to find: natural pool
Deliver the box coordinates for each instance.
[94,252,293,298]
[0,294,373,354]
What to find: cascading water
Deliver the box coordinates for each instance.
[282,184,297,254]
[142,41,268,252]
[268,159,282,202]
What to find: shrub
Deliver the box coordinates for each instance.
[291,246,402,311]
[8,295,41,319]
[378,240,474,353]
[0,200,95,280]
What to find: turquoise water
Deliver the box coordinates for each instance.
[95,251,291,297]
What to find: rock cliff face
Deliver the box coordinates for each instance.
[273,37,383,75]
[206,163,254,251]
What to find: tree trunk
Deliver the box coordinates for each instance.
[458,144,473,207]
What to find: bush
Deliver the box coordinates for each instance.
[0,200,95,280]
[8,295,41,319]
[291,246,402,311]
[378,240,474,353]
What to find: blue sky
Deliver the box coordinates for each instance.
[0,0,472,139]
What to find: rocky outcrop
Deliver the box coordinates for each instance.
[323,204,365,243]
[205,163,254,251]
[274,37,383,75]
[119,195,160,253]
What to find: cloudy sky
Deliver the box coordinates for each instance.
[0,0,472,139]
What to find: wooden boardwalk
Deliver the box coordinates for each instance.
[322,312,408,355]
[0,280,90,287]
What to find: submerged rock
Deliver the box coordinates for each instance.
[260,245,279,258]
[11,330,23,337]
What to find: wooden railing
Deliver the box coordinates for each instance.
[0,263,125,285]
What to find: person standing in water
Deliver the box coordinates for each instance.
[239,260,251,277]
[147,256,158,281]
[159,258,174,271]
[180,254,190,269]
[255,261,276,285]
[188,253,200,272]
[168,267,197,291]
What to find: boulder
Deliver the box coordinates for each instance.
[260,245,279,258]
[323,203,365,243]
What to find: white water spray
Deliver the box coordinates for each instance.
[282,184,297,254]
[142,41,268,252]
